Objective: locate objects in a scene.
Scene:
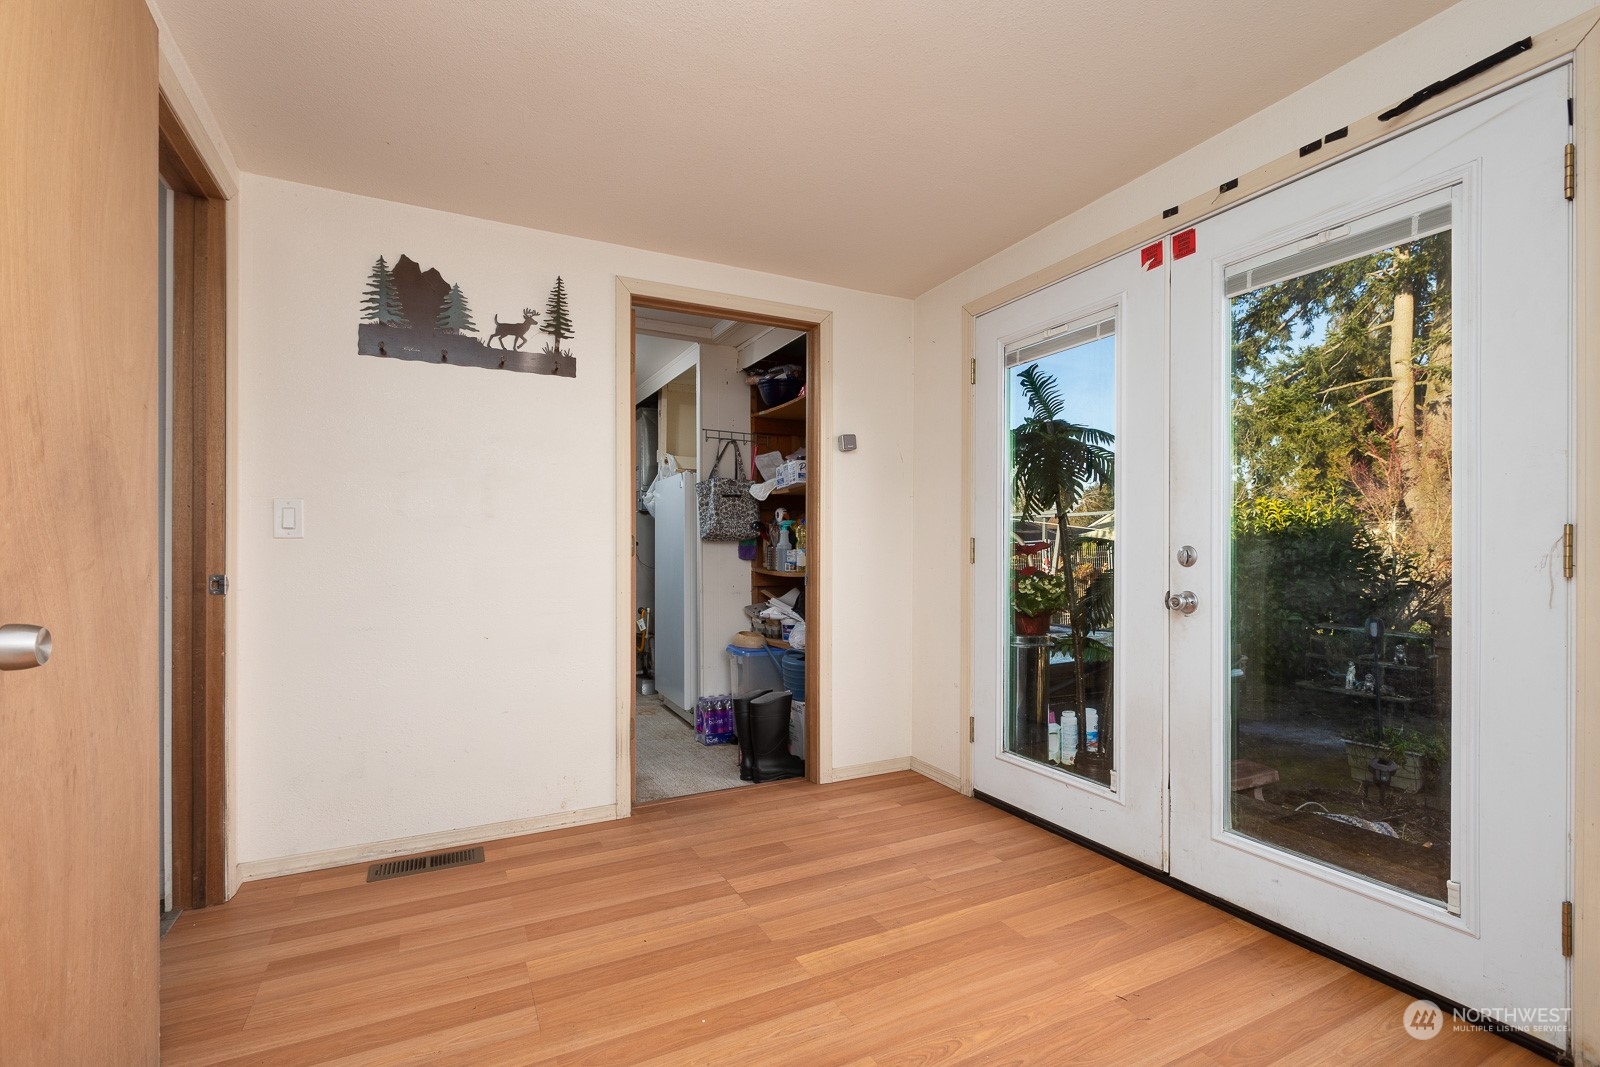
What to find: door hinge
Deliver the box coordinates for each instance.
[970,537,976,564]
[1563,900,1574,957]
[1565,143,1576,201]
[970,359,976,386]
[969,716,975,743]
[207,574,229,596]
[1564,523,1575,579]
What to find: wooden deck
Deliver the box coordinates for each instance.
[161,772,1545,1065]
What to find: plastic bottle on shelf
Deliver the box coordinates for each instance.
[768,509,789,571]
[776,520,795,571]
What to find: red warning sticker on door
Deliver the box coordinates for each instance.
[1172,228,1197,260]
[1140,241,1164,271]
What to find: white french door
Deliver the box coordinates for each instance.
[971,244,1169,868]
[1168,68,1572,1026]
[973,68,1573,1038]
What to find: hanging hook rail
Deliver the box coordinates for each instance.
[703,428,800,451]
[703,428,757,445]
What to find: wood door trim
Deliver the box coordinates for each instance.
[630,294,819,333]
[161,115,228,909]
[616,279,834,814]
[158,95,225,201]
[1571,22,1600,1061]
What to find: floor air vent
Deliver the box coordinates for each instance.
[366,846,485,883]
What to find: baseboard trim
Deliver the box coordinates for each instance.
[910,758,962,792]
[236,804,619,883]
[829,757,913,783]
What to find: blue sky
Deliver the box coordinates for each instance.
[1008,335,1116,436]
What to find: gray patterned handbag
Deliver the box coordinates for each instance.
[696,440,758,542]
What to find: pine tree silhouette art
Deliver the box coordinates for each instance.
[435,283,477,335]
[540,276,575,356]
[360,255,409,327]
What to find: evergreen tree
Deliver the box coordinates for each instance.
[360,255,408,327]
[435,283,477,335]
[1228,229,1453,629]
[1229,232,1450,506]
[539,276,575,355]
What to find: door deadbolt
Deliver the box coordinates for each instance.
[1176,545,1197,567]
[1165,590,1198,615]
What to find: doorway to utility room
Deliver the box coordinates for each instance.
[632,303,813,803]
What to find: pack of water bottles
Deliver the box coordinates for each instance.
[694,694,736,745]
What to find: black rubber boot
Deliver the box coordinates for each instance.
[750,690,805,783]
[732,689,770,782]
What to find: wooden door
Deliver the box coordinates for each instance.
[0,1,161,1062]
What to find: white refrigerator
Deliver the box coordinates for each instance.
[653,472,699,715]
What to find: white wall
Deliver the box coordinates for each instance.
[635,334,697,403]
[659,368,698,470]
[909,0,1600,780]
[237,174,913,869]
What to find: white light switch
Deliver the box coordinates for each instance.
[274,498,304,539]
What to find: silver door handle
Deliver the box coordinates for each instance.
[0,625,52,670]
[1165,591,1198,615]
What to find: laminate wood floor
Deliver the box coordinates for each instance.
[161,772,1546,1065]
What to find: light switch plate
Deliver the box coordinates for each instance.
[274,498,304,539]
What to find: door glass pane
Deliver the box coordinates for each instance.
[1227,222,1452,903]
[1005,319,1116,787]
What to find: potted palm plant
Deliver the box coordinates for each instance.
[1012,364,1115,761]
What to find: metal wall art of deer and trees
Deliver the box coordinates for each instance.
[356,254,577,377]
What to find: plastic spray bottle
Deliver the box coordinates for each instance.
[776,519,795,571]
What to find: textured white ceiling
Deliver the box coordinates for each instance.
[156,0,1457,296]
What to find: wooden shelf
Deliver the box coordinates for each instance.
[752,567,806,579]
[750,371,807,608]
[753,393,806,423]
[1305,652,1424,672]
[1294,680,1416,705]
